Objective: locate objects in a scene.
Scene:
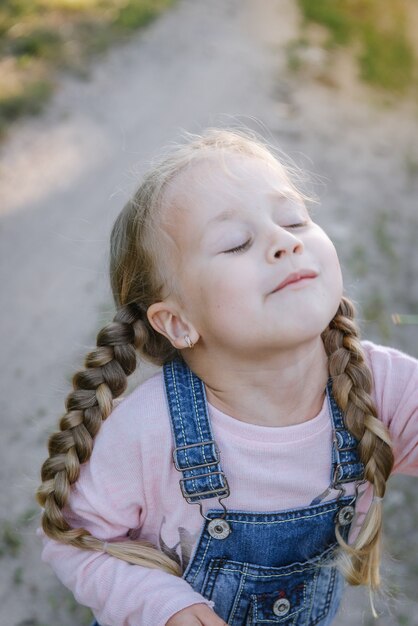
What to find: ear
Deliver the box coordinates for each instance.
[147,301,199,349]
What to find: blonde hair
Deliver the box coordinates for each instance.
[36,127,394,588]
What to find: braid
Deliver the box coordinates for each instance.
[321,296,394,589]
[36,302,181,575]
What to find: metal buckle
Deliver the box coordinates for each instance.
[198,492,230,522]
[179,471,230,503]
[172,440,220,471]
[333,428,357,452]
[332,462,364,487]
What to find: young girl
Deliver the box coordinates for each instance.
[37,128,418,626]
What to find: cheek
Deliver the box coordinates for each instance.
[318,240,344,301]
[194,265,252,323]
[327,242,342,280]
[198,275,241,310]
[313,230,341,271]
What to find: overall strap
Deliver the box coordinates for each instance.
[163,356,230,504]
[326,378,365,488]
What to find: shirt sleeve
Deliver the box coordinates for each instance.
[39,397,214,626]
[364,340,418,476]
[40,534,213,626]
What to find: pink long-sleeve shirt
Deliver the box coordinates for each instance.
[40,340,418,626]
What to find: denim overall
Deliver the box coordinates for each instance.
[92,356,365,626]
[162,356,365,626]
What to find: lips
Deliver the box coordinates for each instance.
[272,270,318,292]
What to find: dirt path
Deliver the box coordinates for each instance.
[1,1,417,624]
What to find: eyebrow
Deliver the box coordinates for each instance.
[267,189,300,201]
[206,207,241,226]
[205,191,300,227]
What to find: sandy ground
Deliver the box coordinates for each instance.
[0,0,417,624]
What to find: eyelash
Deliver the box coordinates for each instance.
[286,222,308,229]
[224,222,308,254]
[226,240,251,254]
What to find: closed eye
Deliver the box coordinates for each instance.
[284,221,309,229]
[223,222,308,253]
[224,239,251,254]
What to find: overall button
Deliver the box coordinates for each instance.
[272,598,290,617]
[207,518,231,540]
[337,505,355,526]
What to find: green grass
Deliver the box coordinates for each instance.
[360,26,414,91]
[0,0,176,133]
[0,80,52,119]
[13,565,23,585]
[347,243,368,278]
[296,0,416,92]
[297,0,353,45]
[0,522,22,557]
[404,150,418,181]
[372,211,398,265]
[362,288,392,342]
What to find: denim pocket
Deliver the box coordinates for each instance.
[248,574,309,624]
[200,548,342,626]
[248,565,341,625]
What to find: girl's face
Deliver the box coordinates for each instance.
[162,154,343,356]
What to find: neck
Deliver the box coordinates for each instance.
[181,337,329,427]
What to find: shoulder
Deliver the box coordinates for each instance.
[360,340,418,474]
[113,367,167,417]
[96,367,170,448]
[361,340,418,387]
[361,339,418,369]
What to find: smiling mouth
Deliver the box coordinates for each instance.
[271,271,318,293]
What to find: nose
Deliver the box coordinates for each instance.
[267,225,304,262]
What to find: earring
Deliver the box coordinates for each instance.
[184,335,194,349]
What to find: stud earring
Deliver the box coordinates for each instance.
[184,335,194,349]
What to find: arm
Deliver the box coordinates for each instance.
[41,532,215,626]
[364,341,418,475]
[39,397,215,626]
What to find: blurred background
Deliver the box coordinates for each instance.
[0,0,417,624]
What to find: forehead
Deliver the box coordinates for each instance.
[162,153,295,225]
